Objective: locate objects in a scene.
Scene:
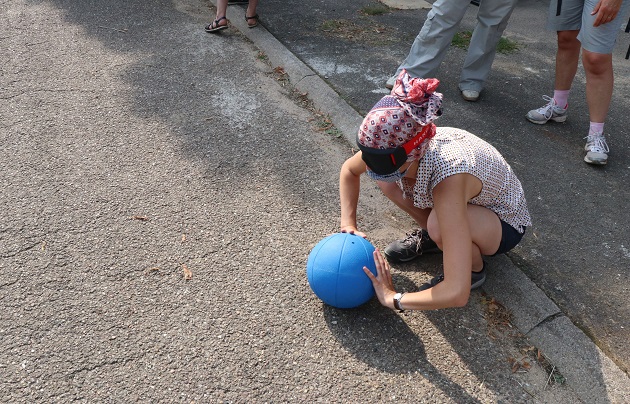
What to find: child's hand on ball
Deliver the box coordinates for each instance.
[363,248,397,310]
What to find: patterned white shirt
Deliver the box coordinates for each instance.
[400,127,532,233]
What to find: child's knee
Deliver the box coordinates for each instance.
[426,212,442,247]
[377,181,401,199]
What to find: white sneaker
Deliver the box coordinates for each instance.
[385,74,397,90]
[526,95,568,124]
[584,132,609,165]
[461,89,480,102]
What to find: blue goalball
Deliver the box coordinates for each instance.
[306,233,377,309]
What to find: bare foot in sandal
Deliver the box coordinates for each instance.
[205,16,228,33]
[245,14,259,28]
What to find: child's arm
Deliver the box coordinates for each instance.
[364,173,481,310]
[428,174,477,307]
[339,152,367,236]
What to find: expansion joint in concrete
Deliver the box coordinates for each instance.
[295,73,319,85]
[526,311,563,335]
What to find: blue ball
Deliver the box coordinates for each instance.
[306,233,377,309]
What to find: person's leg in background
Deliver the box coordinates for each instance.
[245,0,260,28]
[525,0,582,125]
[386,0,471,88]
[579,0,630,164]
[205,0,229,32]
[458,0,518,101]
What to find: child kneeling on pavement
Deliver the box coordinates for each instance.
[339,70,532,311]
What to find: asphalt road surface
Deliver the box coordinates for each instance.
[1,0,628,401]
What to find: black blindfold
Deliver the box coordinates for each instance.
[357,125,431,175]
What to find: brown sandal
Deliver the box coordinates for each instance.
[205,16,228,33]
[245,14,259,28]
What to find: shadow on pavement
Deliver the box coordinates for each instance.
[12,0,628,401]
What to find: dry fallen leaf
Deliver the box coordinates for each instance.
[183,264,192,280]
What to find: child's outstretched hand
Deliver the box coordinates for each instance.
[363,248,397,309]
[340,225,367,239]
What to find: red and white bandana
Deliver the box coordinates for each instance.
[358,70,443,161]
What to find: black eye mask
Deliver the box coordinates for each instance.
[357,126,430,175]
[356,142,409,175]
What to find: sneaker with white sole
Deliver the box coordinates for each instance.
[584,132,609,165]
[418,262,487,291]
[526,95,568,124]
[384,228,440,263]
[461,89,480,102]
[385,74,397,90]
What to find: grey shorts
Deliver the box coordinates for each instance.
[547,0,630,53]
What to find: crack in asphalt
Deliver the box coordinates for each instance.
[66,357,137,378]
[0,279,19,288]
[0,88,97,100]
[1,242,39,258]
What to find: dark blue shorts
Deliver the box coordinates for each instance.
[492,220,526,256]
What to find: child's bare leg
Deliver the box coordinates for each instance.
[426,204,500,271]
[377,181,431,228]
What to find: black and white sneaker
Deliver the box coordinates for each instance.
[384,228,441,263]
[418,262,487,291]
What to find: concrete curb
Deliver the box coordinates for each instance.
[485,255,630,402]
[218,2,362,148]
[381,0,433,10]
[215,2,630,400]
